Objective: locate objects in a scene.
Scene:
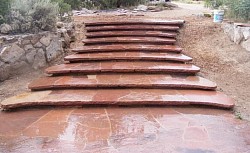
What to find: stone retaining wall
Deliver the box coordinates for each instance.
[222,22,250,52]
[0,32,64,81]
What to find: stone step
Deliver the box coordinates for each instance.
[28,75,217,91]
[82,37,176,45]
[45,62,200,75]
[86,25,180,32]
[72,44,182,53]
[1,89,234,110]
[86,31,177,38]
[64,52,192,62]
[84,20,185,26]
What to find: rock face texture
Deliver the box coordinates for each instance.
[1,20,235,109]
[0,32,64,81]
[222,22,250,51]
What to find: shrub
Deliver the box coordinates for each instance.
[6,0,59,33]
[91,0,146,9]
[52,0,71,15]
[0,0,11,24]
[63,0,146,10]
[204,0,225,9]
[226,0,250,21]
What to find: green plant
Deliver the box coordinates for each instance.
[6,0,59,33]
[81,0,146,10]
[52,0,71,15]
[0,0,11,24]
[204,0,225,9]
[226,0,250,21]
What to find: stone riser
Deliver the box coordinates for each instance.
[64,52,192,63]
[82,37,176,45]
[0,89,234,110]
[86,31,177,38]
[45,62,200,75]
[29,75,216,91]
[72,44,183,53]
[84,20,185,26]
[86,25,180,32]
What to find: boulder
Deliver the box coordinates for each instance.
[0,44,25,63]
[56,22,64,29]
[40,35,51,47]
[234,27,244,44]
[0,24,12,34]
[0,64,11,81]
[34,42,43,48]
[32,49,46,69]
[242,27,250,40]
[241,39,250,52]
[24,44,34,51]
[46,38,63,62]
[26,49,37,64]
[11,61,29,70]
[137,5,148,12]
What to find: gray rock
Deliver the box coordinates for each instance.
[56,22,64,28]
[137,5,148,11]
[234,27,244,44]
[46,38,63,62]
[222,23,234,41]
[40,35,51,47]
[11,61,29,70]
[0,64,11,81]
[34,42,43,48]
[242,27,250,40]
[0,24,12,34]
[0,44,25,63]
[26,49,37,64]
[32,49,46,69]
[241,39,250,52]
[31,35,41,45]
[21,39,31,46]
[24,44,34,51]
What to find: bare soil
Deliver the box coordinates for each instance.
[1,4,250,120]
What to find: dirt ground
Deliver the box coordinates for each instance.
[1,3,250,120]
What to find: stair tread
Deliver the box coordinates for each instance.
[64,52,192,62]
[1,89,234,109]
[45,62,200,74]
[29,75,216,90]
[72,44,182,53]
[86,31,177,38]
[86,25,180,32]
[84,20,185,26]
[83,37,176,44]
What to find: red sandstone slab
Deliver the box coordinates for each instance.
[72,44,182,53]
[28,75,217,90]
[86,25,180,32]
[82,37,176,44]
[64,52,192,62]
[84,20,185,26]
[0,89,234,109]
[86,31,177,38]
[45,62,200,74]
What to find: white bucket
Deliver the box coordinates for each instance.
[213,10,224,23]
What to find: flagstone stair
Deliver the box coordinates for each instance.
[0,20,235,110]
[64,52,192,62]
[72,44,183,53]
[28,75,217,90]
[86,31,177,38]
[82,37,176,45]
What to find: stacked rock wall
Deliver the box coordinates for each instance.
[0,32,64,81]
[222,22,250,52]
